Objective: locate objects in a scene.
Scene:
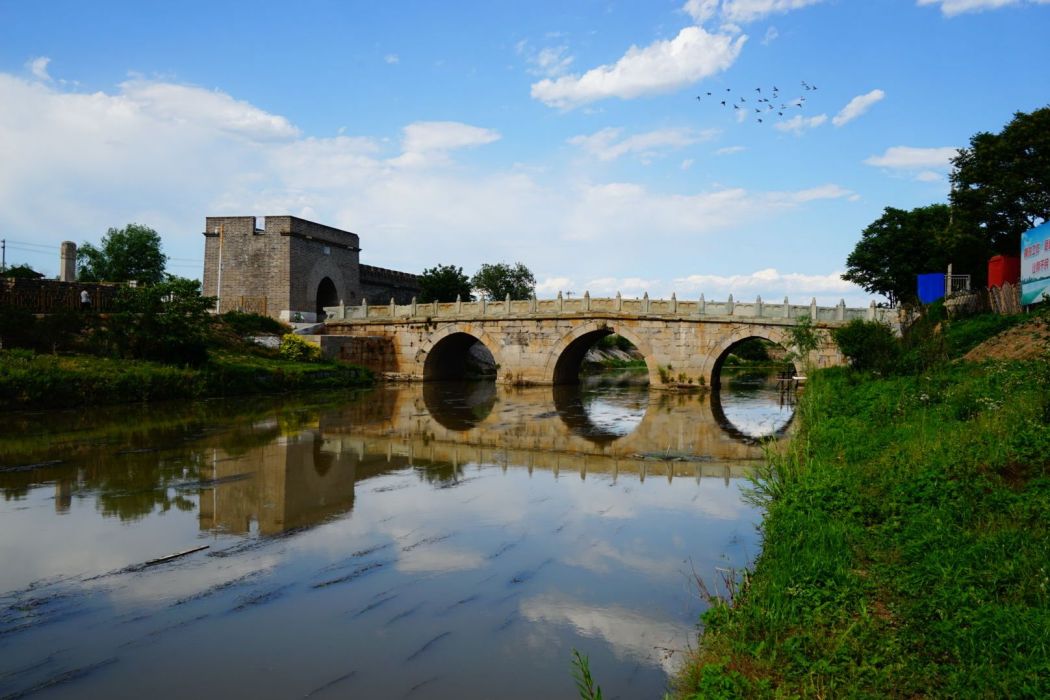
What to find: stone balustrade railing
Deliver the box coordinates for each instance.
[325,292,897,325]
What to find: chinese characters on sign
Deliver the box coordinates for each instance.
[1020,222,1050,305]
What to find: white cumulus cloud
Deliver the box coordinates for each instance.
[0,70,870,298]
[832,89,885,127]
[774,113,828,134]
[721,0,827,23]
[917,0,1050,17]
[531,26,746,108]
[27,56,51,81]
[864,146,959,169]
[568,127,715,161]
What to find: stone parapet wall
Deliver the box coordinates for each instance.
[325,295,897,325]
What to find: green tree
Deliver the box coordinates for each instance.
[471,262,536,300]
[418,264,474,303]
[78,224,168,284]
[106,276,213,365]
[842,204,957,305]
[950,106,1050,254]
[2,264,43,279]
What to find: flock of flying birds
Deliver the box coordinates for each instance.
[695,80,819,125]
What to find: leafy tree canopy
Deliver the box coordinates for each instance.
[471,262,536,301]
[418,263,474,303]
[842,205,958,305]
[78,224,168,284]
[106,276,213,365]
[950,106,1050,253]
[2,264,43,279]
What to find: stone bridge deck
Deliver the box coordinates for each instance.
[322,295,897,387]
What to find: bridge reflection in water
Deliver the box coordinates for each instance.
[197,373,794,536]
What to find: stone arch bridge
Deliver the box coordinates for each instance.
[321,294,896,387]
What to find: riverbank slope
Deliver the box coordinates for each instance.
[676,357,1050,698]
[0,349,373,410]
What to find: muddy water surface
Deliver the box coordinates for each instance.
[0,371,793,699]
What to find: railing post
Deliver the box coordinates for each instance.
[389,297,395,317]
[810,297,817,320]
[616,291,622,312]
[837,299,845,321]
[868,300,876,321]
[783,296,790,318]
[557,291,563,312]
[698,293,705,316]
[643,292,650,313]
[530,294,537,313]
[411,296,417,317]
[362,297,369,319]
[584,290,590,312]
[481,295,487,315]
[756,295,763,317]
[456,294,462,314]
[505,292,511,315]
[670,292,677,314]
[727,294,734,315]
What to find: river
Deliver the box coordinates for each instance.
[0,369,794,699]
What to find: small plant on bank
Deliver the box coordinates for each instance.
[279,333,322,362]
[570,649,603,700]
[832,319,900,373]
[786,315,820,371]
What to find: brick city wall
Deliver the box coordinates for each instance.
[203,216,287,313]
[203,215,417,321]
[359,264,420,305]
[281,216,361,315]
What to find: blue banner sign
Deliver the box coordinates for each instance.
[1021,222,1050,305]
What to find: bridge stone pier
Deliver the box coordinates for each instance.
[322,294,896,387]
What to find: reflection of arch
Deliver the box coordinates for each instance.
[312,430,334,476]
[705,328,795,388]
[544,321,656,385]
[316,277,339,320]
[418,325,502,382]
[422,381,497,431]
[552,385,618,446]
[710,385,794,446]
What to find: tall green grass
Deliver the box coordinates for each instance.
[676,359,1050,698]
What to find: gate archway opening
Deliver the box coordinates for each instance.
[423,333,498,382]
[710,336,795,389]
[315,277,339,320]
[552,329,649,386]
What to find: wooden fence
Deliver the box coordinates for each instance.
[0,278,118,313]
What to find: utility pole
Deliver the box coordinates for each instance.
[1,238,5,274]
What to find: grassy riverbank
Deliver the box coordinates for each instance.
[677,358,1050,698]
[0,348,373,410]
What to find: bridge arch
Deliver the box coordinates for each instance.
[704,326,795,388]
[417,324,503,382]
[543,321,657,385]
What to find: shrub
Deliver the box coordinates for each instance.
[832,319,900,373]
[279,333,322,362]
[220,310,289,336]
[0,306,37,349]
[105,277,213,366]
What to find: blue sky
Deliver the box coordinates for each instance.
[1,0,1048,304]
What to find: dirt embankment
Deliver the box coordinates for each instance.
[964,315,1050,362]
